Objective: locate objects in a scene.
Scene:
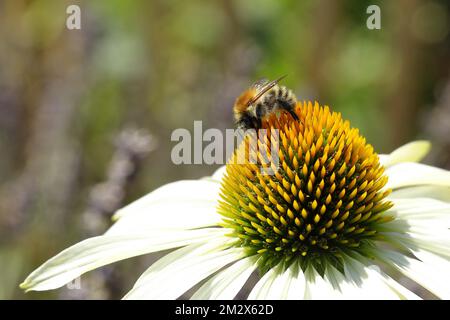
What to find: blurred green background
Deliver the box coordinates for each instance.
[0,0,449,299]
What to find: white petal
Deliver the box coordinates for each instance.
[380,141,431,168]
[321,264,367,300]
[321,264,376,300]
[106,201,221,235]
[304,266,342,299]
[113,180,221,220]
[248,261,307,300]
[315,251,417,300]
[390,186,450,202]
[389,197,450,211]
[247,265,279,300]
[379,274,421,300]
[385,162,450,190]
[378,250,450,299]
[413,249,450,269]
[211,165,227,182]
[354,269,405,300]
[387,222,450,258]
[263,263,304,299]
[191,256,257,300]
[284,262,306,299]
[20,228,224,292]
[378,154,389,166]
[413,249,450,292]
[388,198,450,228]
[339,255,403,299]
[123,239,243,300]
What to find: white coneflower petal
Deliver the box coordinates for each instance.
[322,264,366,299]
[403,215,450,229]
[248,262,310,300]
[378,273,421,300]
[248,263,282,300]
[123,240,244,300]
[392,197,450,211]
[284,263,307,299]
[389,198,450,226]
[386,201,450,257]
[385,162,450,190]
[304,266,342,299]
[341,259,406,300]
[211,166,227,182]
[113,180,221,220]
[20,229,225,292]
[107,201,221,235]
[251,261,307,300]
[322,264,372,299]
[412,250,450,285]
[260,263,299,299]
[379,140,431,168]
[191,256,258,300]
[407,231,450,257]
[377,249,450,299]
[389,186,450,202]
[305,264,400,300]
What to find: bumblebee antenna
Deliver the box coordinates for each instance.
[247,75,287,106]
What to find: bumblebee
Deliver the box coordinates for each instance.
[233,76,298,130]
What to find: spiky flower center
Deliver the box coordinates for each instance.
[218,102,394,272]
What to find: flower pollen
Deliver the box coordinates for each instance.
[218,101,394,273]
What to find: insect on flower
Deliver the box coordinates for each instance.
[233,76,299,130]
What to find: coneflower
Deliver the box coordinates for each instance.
[21,102,450,299]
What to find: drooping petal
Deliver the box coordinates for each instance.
[113,180,221,220]
[248,263,305,300]
[260,262,303,299]
[284,263,307,300]
[247,261,307,300]
[385,162,450,190]
[306,262,404,300]
[379,141,431,168]
[389,186,450,203]
[340,255,406,300]
[123,239,244,300]
[381,202,450,257]
[304,265,342,299]
[20,228,225,292]
[211,165,227,182]
[247,265,280,300]
[191,256,258,300]
[413,249,450,296]
[379,273,421,300]
[321,264,377,300]
[388,198,450,228]
[304,260,402,300]
[376,249,450,299]
[106,201,221,235]
[404,227,450,258]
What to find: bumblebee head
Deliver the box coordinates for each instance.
[233,75,286,113]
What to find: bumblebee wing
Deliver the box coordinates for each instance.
[251,78,270,90]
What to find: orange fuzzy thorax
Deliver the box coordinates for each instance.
[233,88,257,113]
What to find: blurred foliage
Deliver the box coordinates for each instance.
[0,0,449,299]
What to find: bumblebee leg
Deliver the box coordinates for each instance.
[288,109,299,121]
[254,117,262,131]
[277,99,299,121]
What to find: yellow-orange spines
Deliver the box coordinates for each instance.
[218,101,393,270]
